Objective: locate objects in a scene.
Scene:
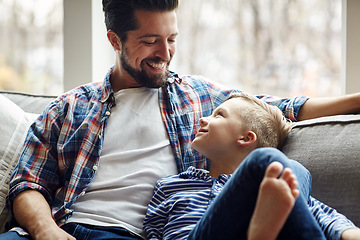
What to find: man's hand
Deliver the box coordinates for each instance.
[31,223,75,240]
[341,228,360,240]
[13,190,75,240]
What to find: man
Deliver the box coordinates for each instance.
[3,0,360,239]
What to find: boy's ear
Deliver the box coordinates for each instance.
[237,131,257,146]
[107,30,121,51]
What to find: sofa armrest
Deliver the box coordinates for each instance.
[0,91,57,114]
[0,92,56,232]
[281,114,360,226]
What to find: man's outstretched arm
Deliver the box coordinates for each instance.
[297,93,360,121]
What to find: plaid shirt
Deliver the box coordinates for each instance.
[6,67,307,231]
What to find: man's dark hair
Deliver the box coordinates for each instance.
[102,0,179,43]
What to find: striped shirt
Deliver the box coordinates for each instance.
[309,196,356,240]
[144,167,356,240]
[6,66,307,234]
[143,167,230,240]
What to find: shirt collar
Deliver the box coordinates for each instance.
[180,166,231,183]
[167,71,181,84]
[179,166,210,180]
[100,66,115,104]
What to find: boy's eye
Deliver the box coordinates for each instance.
[215,111,223,117]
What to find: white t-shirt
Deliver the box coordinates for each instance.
[68,87,177,238]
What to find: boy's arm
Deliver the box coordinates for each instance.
[143,182,168,240]
[341,228,360,240]
[309,196,358,240]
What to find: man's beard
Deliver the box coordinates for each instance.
[120,48,171,88]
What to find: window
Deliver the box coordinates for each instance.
[172,0,342,97]
[1,1,358,97]
[0,0,63,95]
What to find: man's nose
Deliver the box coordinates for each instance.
[155,41,171,61]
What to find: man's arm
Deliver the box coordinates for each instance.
[13,190,75,240]
[297,93,360,121]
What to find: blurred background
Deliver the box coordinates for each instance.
[0,0,63,95]
[0,0,342,97]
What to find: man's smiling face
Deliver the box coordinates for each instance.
[120,9,178,88]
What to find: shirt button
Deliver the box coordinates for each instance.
[93,165,98,171]
[80,191,85,197]
[64,209,71,214]
[60,219,66,223]
[105,111,111,116]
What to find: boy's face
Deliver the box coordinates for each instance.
[191,98,250,158]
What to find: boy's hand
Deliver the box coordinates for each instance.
[341,228,360,240]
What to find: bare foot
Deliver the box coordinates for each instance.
[247,161,300,240]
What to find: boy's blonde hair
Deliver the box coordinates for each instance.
[226,93,293,149]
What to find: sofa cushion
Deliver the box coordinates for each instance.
[0,94,38,232]
[281,114,360,226]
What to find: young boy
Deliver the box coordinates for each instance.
[143,93,357,240]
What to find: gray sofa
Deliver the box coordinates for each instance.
[0,91,359,233]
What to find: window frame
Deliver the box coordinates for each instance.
[63,0,113,91]
[341,0,360,94]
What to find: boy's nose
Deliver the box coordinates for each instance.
[199,117,209,127]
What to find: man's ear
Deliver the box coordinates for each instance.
[107,30,121,51]
[237,131,257,146]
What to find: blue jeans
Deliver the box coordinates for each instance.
[188,147,326,240]
[0,223,142,240]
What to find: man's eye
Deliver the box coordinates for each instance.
[143,41,156,45]
[142,39,157,45]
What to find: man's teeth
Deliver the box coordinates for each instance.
[148,62,165,69]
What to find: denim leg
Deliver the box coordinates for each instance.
[61,223,142,240]
[0,231,32,240]
[188,147,325,240]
